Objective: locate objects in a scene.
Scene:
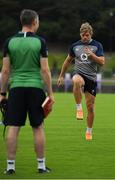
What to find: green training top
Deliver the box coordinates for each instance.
[3,32,48,89]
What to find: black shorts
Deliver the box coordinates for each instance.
[5,87,46,127]
[78,73,97,96]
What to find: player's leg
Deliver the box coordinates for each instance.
[28,88,50,173]
[32,124,45,158]
[4,88,27,174]
[85,92,95,140]
[72,74,85,120]
[32,126,50,173]
[32,124,50,173]
[5,126,20,174]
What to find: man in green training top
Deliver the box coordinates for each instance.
[0,9,54,174]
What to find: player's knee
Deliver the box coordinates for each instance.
[74,83,81,90]
[73,78,82,88]
[72,75,84,85]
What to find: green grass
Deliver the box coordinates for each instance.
[0,93,115,179]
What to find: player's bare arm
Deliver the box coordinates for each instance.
[0,57,10,102]
[57,55,73,86]
[40,57,54,103]
[84,47,105,65]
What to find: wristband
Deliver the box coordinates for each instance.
[0,92,7,96]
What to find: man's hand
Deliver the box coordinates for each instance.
[57,76,64,86]
[84,47,105,65]
[0,95,6,103]
[84,47,93,57]
[46,94,55,112]
[48,94,55,105]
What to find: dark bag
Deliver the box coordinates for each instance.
[0,99,8,138]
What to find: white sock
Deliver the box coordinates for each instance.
[7,160,15,171]
[37,158,45,170]
[76,104,82,110]
[86,127,92,133]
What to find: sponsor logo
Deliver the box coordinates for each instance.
[92,89,95,94]
[81,53,88,61]
[75,48,79,51]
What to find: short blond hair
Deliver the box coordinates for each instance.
[80,22,93,36]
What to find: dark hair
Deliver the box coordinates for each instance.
[20,9,39,26]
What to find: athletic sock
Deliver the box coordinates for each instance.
[37,158,46,170]
[86,127,92,133]
[7,160,15,171]
[76,104,82,110]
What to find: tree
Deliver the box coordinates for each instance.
[0,0,115,50]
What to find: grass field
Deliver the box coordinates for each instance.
[0,93,115,179]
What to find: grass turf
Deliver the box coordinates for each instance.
[0,93,115,179]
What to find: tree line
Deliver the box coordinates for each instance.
[0,0,115,51]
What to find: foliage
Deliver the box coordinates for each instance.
[48,53,66,69]
[102,54,115,77]
[106,56,115,73]
[0,0,115,50]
